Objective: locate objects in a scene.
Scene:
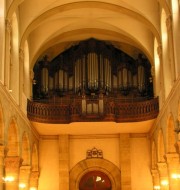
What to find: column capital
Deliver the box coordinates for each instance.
[157,162,168,176]
[30,171,39,180]
[165,153,179,164]
[4,156,22,172]
[151,169,159,176]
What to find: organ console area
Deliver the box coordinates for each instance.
[32,38,153,100]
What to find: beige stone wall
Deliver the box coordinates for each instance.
[38,134,153,190]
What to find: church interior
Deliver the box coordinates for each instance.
[0,0,180,190]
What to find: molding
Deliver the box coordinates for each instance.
[150,76,180,136]
[0,82,39,140]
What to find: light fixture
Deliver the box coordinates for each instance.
[154,185,160,190]
[30,187,37,190]
[19,183,26,189]
[161,180,169,186]
[174,120,180,134]
[2,176,15,182]
[171,173,180,179]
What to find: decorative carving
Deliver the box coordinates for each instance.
[30,171,39,180]
[4,157,22,174]
[86,147,103,159]
[27,97,159,123]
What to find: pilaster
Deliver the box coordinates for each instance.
[19,165,31,190]
[0,146,5,190]
[166,15,176,82]
[29,171,39,190]
[59,135,69,190]
[157,162,169,190]
[151,169,160,189]
[165,153,180,190]
[119,134,131,190]
[4,156,22,190]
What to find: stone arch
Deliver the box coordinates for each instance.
[157,129,166,162]
[21,132,30,165]
[166,113,176,153]
[70,158,121,190]
[31,143,39,171]
[151,140,158,169]
[0,100,4,144]
[7,118,19,156]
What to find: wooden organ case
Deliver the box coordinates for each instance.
[28,38,158,123]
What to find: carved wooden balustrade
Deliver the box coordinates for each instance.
[27,96,159,124]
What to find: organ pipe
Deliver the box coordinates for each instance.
[33,39,153,99]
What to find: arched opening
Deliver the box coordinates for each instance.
[79,170,112,190]
[9,12,19,103]
[21,132,30,165]
[167,114,176,153]
[21,40,30,113]
[70,158,121,190]
[171,0,180,77]
[157,129,165,162]
[31,143,39,171]
[161,9,172,98]
[151,140,158,169]
[7,119,19,156]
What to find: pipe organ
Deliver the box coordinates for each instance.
[33,38,153,99]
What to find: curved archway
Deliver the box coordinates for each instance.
[31,143,39,171]
[166,113,176,153]
[7,118,19,156]
[21,132,30,165]
[70,158,121,190]
[157,129,166,162]
[151,140,158,169]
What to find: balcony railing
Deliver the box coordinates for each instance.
[27,96,159,124]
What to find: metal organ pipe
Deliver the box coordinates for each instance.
[41,67,48,93]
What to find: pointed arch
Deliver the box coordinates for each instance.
[166,113,176,153]
[31,143,39,171]
[0,100,4,144]
[7,118,19,156]
[157,129,165,162]
[151,140,158,169]
[21,132,30,165]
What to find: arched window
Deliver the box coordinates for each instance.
[79,171,112,190]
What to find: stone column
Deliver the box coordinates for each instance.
[0,146,5,190]
[165,153,180,190]
[157,44,165,104]
[157,162,169,190]
[151,169,160,189]
[5,19,12,89]
[4,156,22,190]
[59,135,69,190]
[19,166,31,190]
[29,171,39,190]
[119,134,131,190]
[166,15,176,82]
